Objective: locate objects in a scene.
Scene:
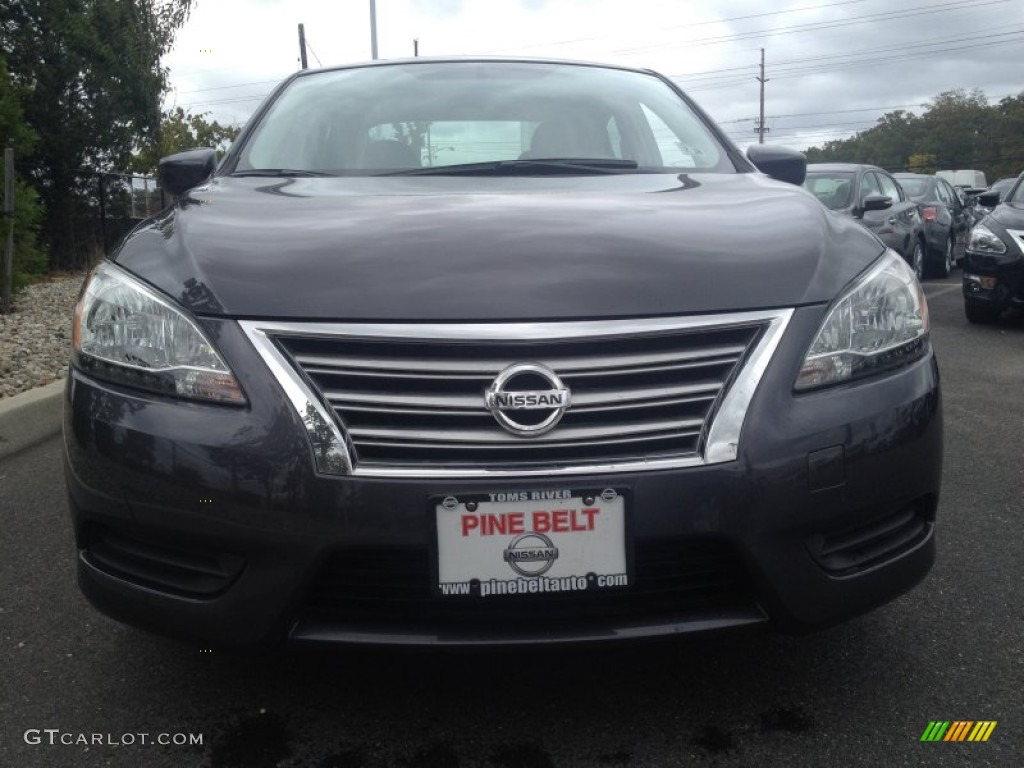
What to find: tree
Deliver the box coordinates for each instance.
[916,89,990,171]
[803,88,1024,180]
[0,1,196,270]
[0,53,46,295]
[907,153,938,175]
[990,94,1024,179]
[132,107,240,175]
[862,110,921,170]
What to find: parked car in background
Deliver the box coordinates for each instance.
[63,57,941,649]
[894,173,967,277]
[937,169,987,190]
[971,176,1017,223]
[805,163,927,278]
[963,172,1024,322]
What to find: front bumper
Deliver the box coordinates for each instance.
[64,308,942,647]
[962,230,1024,310]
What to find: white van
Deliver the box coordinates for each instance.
[936,169,987,189]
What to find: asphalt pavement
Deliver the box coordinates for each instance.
[1,275,1021,768]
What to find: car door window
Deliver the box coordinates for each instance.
[860,172,882,203]
[935,181,951,205]
[877,173,902,202]
[942,181,961,210]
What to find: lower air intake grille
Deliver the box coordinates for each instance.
[810,501,931,575]
[300,538,756,633]
[83,525,245,597]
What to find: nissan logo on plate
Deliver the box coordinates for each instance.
[485,363,571,436]
[503,532,560,576]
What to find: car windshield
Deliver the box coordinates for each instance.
[803,172,854,210]
[990,177,1016,198]
[896,178,929,200]
[232,61,734,175]
[1005,177,1024,203]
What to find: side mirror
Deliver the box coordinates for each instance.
[861,194,892,212]
[746,144,806,186]
[977,191,1000,207]
[158,148,218,197]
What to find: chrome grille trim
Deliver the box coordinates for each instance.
[346,418,707,444]
[291,343,749,375]
[239,310,793,478]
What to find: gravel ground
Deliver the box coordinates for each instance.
[0,272,89,399]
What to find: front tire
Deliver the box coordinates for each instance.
[965,299,1000,324]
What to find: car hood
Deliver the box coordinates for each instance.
[114,173,883,320]
[987,202,1024,233]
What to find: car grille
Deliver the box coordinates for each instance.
[271,321,768,473]
[298,538,759,635]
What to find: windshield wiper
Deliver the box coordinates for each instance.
[383,158,640,176]
[230,169,334,178]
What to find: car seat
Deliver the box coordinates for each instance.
[359,140,421,169]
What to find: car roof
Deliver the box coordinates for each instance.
[806,163,881,173]
[291,55,655,80]
[893,173,932,179]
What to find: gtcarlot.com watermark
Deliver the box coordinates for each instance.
[24,729,203,747]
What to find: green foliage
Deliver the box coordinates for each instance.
[4,176,48,290]
[804,89,1024,180]
[990,94,1024,180]
[0,55,36,156]
[907,153,938,174]
[0,0,196,270]
[0,53,46,296]
[132,107,241,175]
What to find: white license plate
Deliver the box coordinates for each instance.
[434,489,627,598]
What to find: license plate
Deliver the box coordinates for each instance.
[434,488,627,598]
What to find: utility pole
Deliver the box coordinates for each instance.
[298,23,308,69]
[369,0,378,60]
[755,48,769,144]
[2,148,13,314]
[413,38,419,57]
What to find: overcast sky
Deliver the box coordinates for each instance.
[162,0,1024,152]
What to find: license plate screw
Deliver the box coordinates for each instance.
[466,501,478,512]
[583,496,595,505]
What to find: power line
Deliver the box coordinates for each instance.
[305,38,324,68]
[720,103,939,124]
[175,94,270,110]
[163,3,1024,122]
[671,24,1021,82]
[683,33,1024,91]
[178,30,1021,113]
[165,20,1021,111]
[725,118,882,133]
[613,0,1014,56]
[476,0,874,54]
[173,79,283,96]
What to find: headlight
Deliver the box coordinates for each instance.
[72,262,246,404]
[967,224,1006,254]
[795,249,929,391]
